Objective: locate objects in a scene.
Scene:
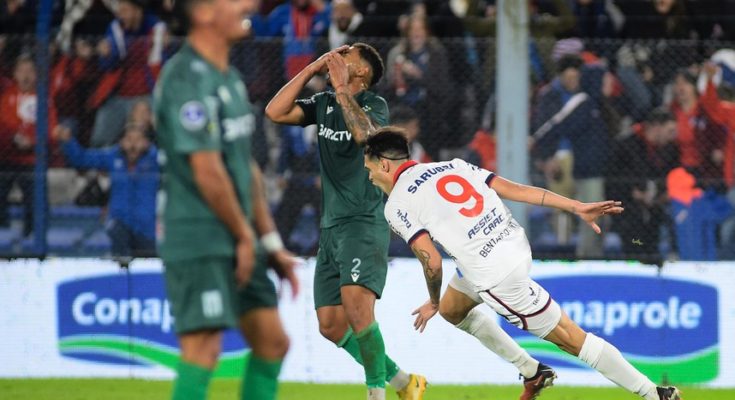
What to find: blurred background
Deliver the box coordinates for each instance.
[2,0,735,264]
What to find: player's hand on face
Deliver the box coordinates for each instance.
[326,52,350,91]
[411,300,439,333]
[575,200,624,234]
[310,45,349,75]
[269,249,301,299]
[235,238,256,288]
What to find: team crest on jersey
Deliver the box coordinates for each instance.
[179,101,207,131]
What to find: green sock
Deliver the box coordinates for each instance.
[241,355,283,400]
[337,327,401,382]
[172,361,212,400]
[354,322,387,389]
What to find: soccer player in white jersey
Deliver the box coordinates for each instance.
[363,128,682,400]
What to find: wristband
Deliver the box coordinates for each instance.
[262,231,285,253]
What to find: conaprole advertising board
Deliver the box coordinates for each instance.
[0,258,733,387]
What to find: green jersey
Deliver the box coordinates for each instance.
[296,91,389,228]
[154,42,255,262]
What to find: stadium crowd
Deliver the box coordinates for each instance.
[1,0,735,260]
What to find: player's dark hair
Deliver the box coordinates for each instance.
[390,105,419,125]
[353,42,384,87]
[365,127,410,161]
[644,107,675,125]
[172,0,208,34]
[556,54,583,74]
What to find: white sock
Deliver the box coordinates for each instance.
[388,369,410,390]
[578,333,658,399]
[456,308,540,378]
[367,387,385,400]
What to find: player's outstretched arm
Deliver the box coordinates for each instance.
[191,151,256,286]
[265,45,349,125]
[326,52,376,145]
[409,233,443,332]
[490,176,624,234]
[250,161,299,298]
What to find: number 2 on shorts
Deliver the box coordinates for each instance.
[436,174,484,217]
[350,258,361,282]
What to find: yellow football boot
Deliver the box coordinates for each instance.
[396,374,427,400]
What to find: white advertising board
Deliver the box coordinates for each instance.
[0,258,733,387]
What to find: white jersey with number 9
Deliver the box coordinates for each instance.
[385,159,532,292]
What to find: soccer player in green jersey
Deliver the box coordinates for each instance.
[266,45,426,400]
[154,1,298,399]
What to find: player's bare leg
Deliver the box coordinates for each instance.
[544,311,679,400]
[440,286,554,400]
[239,308,289,400]
[317,301,425,399]
[173,330,223,400]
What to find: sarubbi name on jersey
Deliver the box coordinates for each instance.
[478,220,519,258]
[467,208,503,239]
[407,163,455,193]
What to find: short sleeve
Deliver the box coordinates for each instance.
[161,80,221,154]
[365,96,389,126]
[295,93,321,126]
[384,199,427,245]
[455,158,496,186]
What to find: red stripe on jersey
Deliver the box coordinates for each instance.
[393,160,419,186]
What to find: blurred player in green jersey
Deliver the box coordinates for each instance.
[154,1,298,399]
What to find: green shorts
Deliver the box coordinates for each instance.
[314,219,390,308]
[163,251,277,334]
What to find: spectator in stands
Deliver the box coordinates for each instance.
[390,105,431,163]
[607,108,679,258]
[0,54,58,237]
[551,38,625,134]
[54,122,158,257]
[670,69,727,185]
[571,0,625,39]
[462,0,576,93]
[0,0,36,34]
[261,0,330,80]
[127,99,154,135]
[667,166,733,261]
[327,0,392,50]
[274,124,320,254]
[465,94,497,173]
[89,0,165,147]
[531,54,610,258]
[386,14,451,160]
[621,0,694,39]
[0,35,12,93]
[51,36,99,146]
[701,61,735,258]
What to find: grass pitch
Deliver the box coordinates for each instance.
[1,379,733,399]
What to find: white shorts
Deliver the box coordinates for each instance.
[448,262,562,338]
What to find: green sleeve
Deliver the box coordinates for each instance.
[162,80,221,154]
[295,92,322,126]
[367,96,389,126]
